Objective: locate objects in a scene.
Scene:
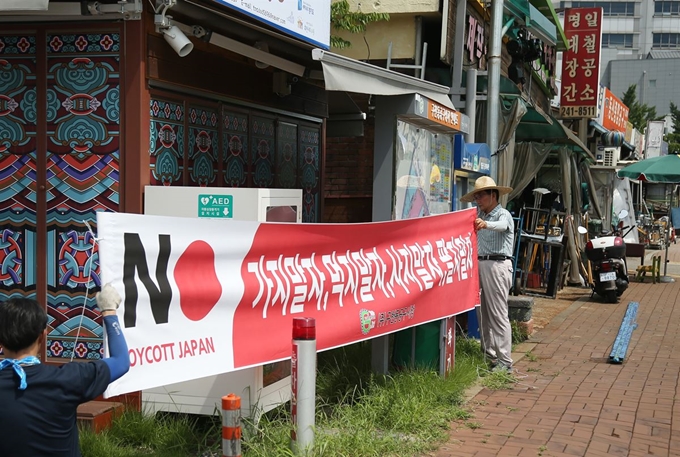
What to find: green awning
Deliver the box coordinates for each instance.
[515,112,594,160]
[474,74,592,159]
[529,0,569,51]
[505,0,569,51]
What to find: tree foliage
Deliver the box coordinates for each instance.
[330,0,390,49]
[667,102,680,154]
[621,84,658,131]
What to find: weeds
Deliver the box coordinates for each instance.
[83,337,489,457]
[480,370,517,390]
[525,351,538,362]
[511,321,530,344]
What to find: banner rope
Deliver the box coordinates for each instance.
[70,220,102,362]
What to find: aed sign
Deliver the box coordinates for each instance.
[198,194,233,218]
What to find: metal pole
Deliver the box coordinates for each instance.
[465,68,477,143]
[661,187,675,282]
[291,317,316,454]
[486,0,503,182]
[451,0,468,102]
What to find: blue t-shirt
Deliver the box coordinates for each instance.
[0,360,111,457]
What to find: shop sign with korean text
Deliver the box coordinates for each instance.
[465,14,487,70]
[98,209,479,396]
[559,7,603,118]
[601,87,629,132]
[413,94,470,134]
[213,0,330,49]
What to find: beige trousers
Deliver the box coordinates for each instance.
[478,259,513,368]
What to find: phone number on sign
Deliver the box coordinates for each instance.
[560,105,596,118]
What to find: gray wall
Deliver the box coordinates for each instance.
[604,58,680,116]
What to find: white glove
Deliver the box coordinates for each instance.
[96,283,122,312]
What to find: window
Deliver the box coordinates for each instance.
[571,1,635,16]
[653,33,680,48]
[654,1,680,15]
[602,33,634,48]
[649,79,657,87]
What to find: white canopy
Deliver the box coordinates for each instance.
[312,48,456,109]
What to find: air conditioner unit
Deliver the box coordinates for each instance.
[603,147,619,167]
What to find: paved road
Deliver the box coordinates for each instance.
[434,242,680,456]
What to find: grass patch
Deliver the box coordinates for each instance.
[511,321,530,344]
[480,369,517,390]
[82,337,489,457]
[525,351,538,362]
[80,410,221,457]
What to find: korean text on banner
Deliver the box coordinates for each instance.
[601,87,629,133]
[559,7,603,119]
[98,209,480,396]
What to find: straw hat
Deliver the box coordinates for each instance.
[460,176,513,203]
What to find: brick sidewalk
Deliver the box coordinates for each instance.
[434,261,680,456]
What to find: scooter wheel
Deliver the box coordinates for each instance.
[605,291,617,303]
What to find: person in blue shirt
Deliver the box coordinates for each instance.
[0,283,130,457]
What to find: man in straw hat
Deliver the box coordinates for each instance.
[461,176,515,372]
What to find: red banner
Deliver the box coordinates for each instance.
[559,7,603,119]
[602,87,629,132]
[233,210,479,367]
[98,209,480,395]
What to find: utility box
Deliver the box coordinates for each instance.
[142,186,302,417]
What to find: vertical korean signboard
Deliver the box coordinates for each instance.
[559,8,603,118]
[601,88,629,133]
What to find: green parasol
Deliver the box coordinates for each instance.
[617,154,680,182]
[617,154,680,282]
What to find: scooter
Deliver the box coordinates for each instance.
[580,210,631,303]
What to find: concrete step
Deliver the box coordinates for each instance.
[77,400,125,433]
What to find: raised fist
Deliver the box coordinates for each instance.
[96,283,122,312]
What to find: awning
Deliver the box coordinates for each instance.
[312,49,455,109]
[529,0,569,51]
[483,76,593,159]
[590,120,636,153]
[515,113,594,160]
[504,0,569,50]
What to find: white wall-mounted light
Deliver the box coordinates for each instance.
[154,0,194,57]
[161,25,193,57]
[172,21,305,76]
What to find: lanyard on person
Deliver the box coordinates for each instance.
[0,356,41,390]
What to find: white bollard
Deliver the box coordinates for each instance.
[291,317,316,454]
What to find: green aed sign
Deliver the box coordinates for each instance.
[198,194,233,218]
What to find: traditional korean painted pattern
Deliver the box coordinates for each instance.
[149,100,321,222]
[251,116,275,187]
[276,122,297,188]
[45,31,120,360]
[150,98,185,186]
[188,105,218,187]
[300,126,320,223]
[222,108,248,187]
[0,34,38,303]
